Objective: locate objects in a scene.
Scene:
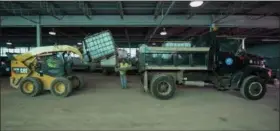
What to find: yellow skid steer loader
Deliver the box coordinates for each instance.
[8,45,84,97]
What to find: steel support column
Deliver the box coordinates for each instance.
[36,24,41,47]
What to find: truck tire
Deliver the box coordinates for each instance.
[150,74,176,100]
[19,77,43,97]
[240,75,266,100]
[50,77,73,97]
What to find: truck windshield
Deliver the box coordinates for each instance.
[191,32,243,54]
[218,38,242,54]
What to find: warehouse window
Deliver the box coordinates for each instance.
[0,47,30,56]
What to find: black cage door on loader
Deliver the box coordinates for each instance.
[36,54,65,77]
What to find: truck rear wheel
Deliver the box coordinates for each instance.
[240,75,266,100]
[150,74,176,100]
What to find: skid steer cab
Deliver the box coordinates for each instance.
[8,45,85,97]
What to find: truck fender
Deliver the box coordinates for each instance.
[237,66,270,88]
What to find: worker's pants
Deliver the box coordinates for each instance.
[120,74,127,89]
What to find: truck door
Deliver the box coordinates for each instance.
[215,38,243,74]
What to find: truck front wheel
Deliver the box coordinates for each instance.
[150,74,176,100]
[240,75,266,100]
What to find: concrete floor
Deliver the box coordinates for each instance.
[1,72,279,130]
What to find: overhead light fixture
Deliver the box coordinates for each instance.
[6,41,12,45]
[49,28,56,36]
[77,42,82,45]
[160,28,167,36]
[190,1,204,7]
[49,31,56,36]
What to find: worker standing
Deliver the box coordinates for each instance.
[117,58,131,89]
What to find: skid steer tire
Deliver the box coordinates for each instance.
[50,77,73,97]
[19,77,43,97]
[150,74,176,100]
[240,75,266,100]
[68,75,85,90]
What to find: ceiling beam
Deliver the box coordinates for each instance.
[1,1,34,16]
[153,1,163,20]
[213,2,236,23]
[77,1,93,20]
[118,1,124,19]
[39,1,66,20]
[11,2,38,15]
[243,2,271,14]
[1,3,38,24]
[1,15,279,29]
[47,1,68,15]
[185,1,209,19]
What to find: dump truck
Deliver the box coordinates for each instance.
[139,31,271,100]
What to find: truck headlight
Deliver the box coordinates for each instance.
[249,60,253,64]
[268,69,272,77]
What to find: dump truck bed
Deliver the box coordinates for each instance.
[138,45,210,72]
